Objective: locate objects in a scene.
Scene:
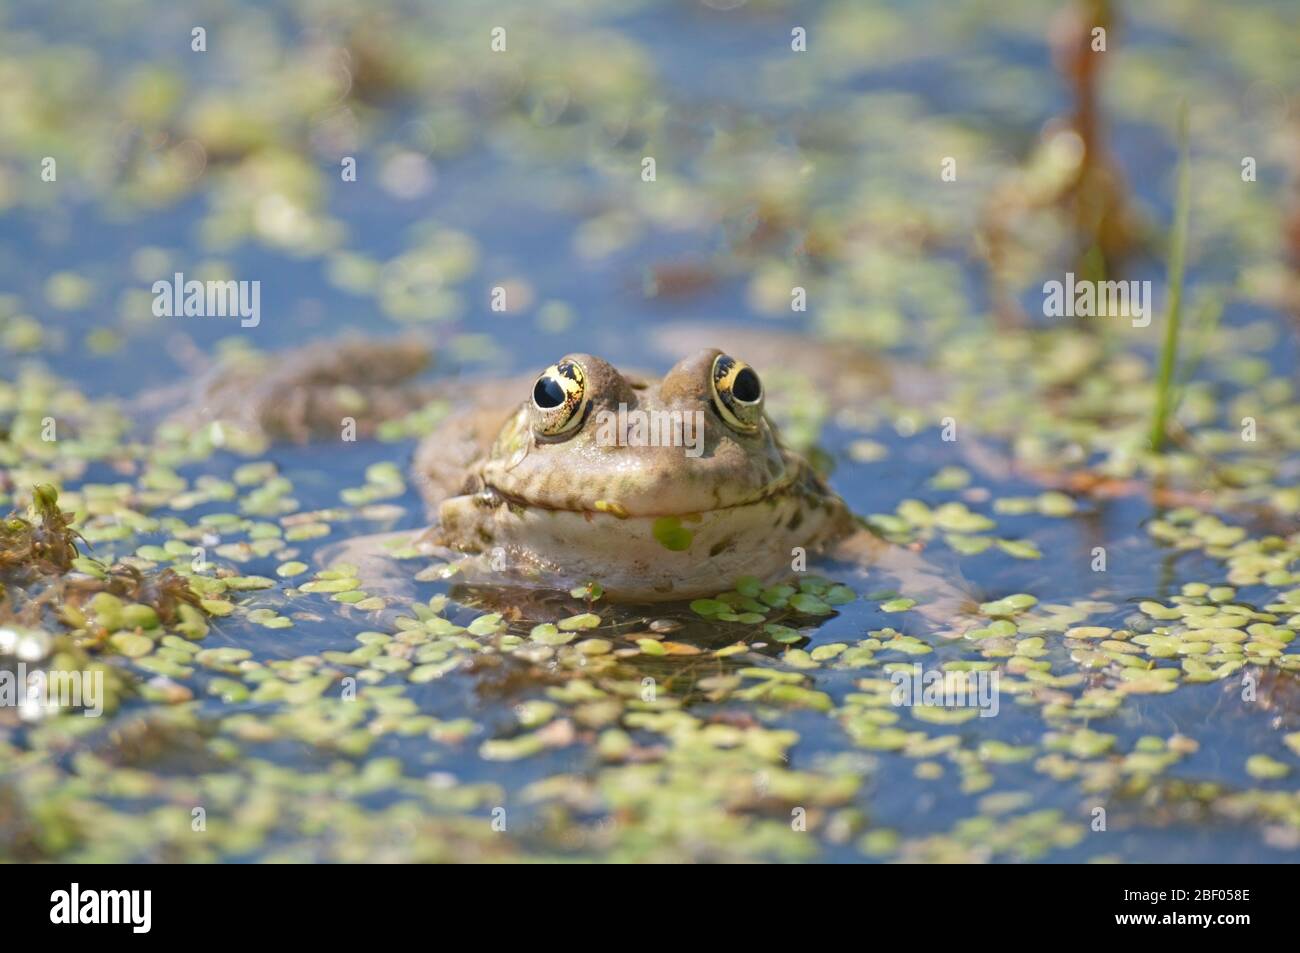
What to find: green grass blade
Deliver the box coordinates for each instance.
[1149,102,1192,452]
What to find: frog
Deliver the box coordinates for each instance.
[156,329,974,620]
[412,347,855,600]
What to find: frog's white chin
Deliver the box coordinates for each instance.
[435,491,850,601]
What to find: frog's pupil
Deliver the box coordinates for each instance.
[534,376,566,409]
[733,367,762,403]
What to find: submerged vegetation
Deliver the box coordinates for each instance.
[0,0,1297,862]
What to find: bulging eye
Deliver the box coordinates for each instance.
[530,360,588,437]
[710,354,763,433]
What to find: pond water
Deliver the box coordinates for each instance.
[0,0,1297,862]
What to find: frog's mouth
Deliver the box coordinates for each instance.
[474,461,830,521]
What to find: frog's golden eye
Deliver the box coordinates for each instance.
[710,354,763,434]
[530,359,588,437]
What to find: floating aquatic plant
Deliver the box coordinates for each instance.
[0,485,84,580]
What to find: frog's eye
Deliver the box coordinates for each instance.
[530,360,589,437]
[710,354,763,434]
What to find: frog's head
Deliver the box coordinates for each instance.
[480,349,794,514]
[438,349,850,599]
